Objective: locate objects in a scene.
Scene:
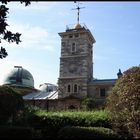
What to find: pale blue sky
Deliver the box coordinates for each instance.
[0,2,140,89]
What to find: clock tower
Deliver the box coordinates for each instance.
[58,4,96,99]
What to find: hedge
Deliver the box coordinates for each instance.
[0,126,32,139]
[57,126,118,139]
[27,110,111,129]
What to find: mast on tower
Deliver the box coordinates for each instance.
[72,2,85,26]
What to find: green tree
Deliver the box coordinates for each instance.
[0,1,31,59]
[0,85,24,125]
[106,66,140,139]
[82,98,95,110]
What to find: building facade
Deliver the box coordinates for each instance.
[58,22,117,103]
[58,23,96,99]
[1,6,123,110]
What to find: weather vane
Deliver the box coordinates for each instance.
[72,1,85,24]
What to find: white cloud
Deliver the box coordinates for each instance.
[0,21,58,88]
[7,22,48,42]
[2,21,56,52]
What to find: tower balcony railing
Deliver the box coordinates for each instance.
[66,23,88,31]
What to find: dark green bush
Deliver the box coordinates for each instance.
[23,105,113,138]
[0,126,32,139]
[82,98,96,110]
[107,66,140,139]
[57,126,118,139]
[0,85,24,125]
[27,110,111,129]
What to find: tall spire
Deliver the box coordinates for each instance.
[72,2,85,24]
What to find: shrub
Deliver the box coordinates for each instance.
[26,109,111,138]
[82,98,96,110]
[0,85,24,125]
[0,126,32,139]
[57,126,118,139]
[106,66,140,139]
[27,110,111,129]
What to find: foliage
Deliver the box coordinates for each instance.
[24,104,42,116]
[0,85,24,124]
[23,106,112,138]
[19,104,119,138]
[81,97,96,110]
[0,126,32,139]
[58,126,118,139]
[0,1,31,59]
[106,66,140,139]
[27,109,111,129]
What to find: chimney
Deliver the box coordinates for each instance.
[117,69,122,79]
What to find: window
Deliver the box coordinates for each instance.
[74,84,78,93]
[67,84,71,93]
[71,43,76,52]
[100,88,106,97]
[69,35,73,38]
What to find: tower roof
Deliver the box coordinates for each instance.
[74,23,82,29]
[59,23,96,44]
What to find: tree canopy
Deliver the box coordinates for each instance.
[0,1,31,59]
[0,85,24,124]
[106,66,140,139]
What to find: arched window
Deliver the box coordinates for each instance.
[74,84,78,93]
[71,43,76,52]
[67,84,71,93]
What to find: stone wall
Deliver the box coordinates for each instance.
[25,98,81,111]
[87,82,115,99]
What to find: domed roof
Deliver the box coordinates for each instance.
[39,83,57,92]
[3,66,34,88]
[74,23,82,29]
